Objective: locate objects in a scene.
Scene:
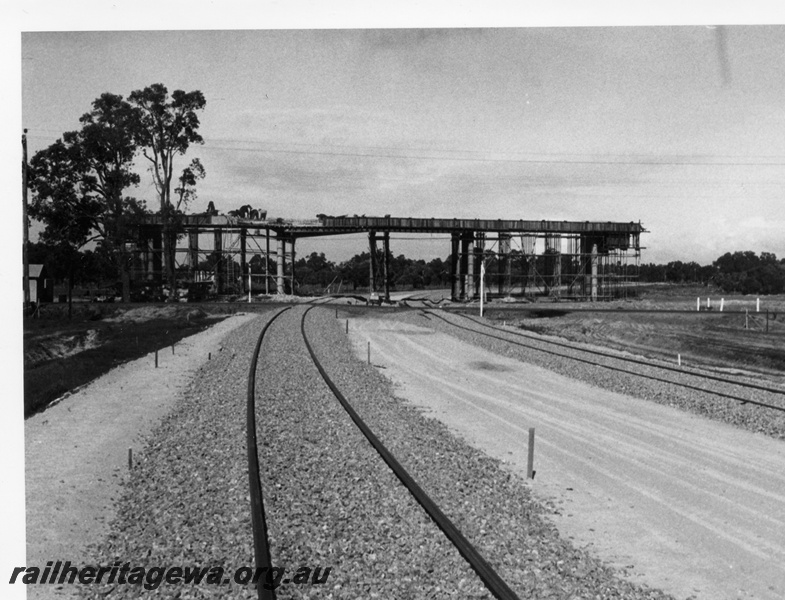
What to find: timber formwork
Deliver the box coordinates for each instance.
[134,215,296,296]
[131,214,644,301]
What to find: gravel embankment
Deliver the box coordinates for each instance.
[413,310,785,440]
[80,305,675,599]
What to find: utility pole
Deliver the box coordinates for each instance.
[22,129,30,313]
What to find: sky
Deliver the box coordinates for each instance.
[14,7,785,266]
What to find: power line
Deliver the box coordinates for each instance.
[205,136,785,162]
[202,139,785,167]
[26,130,785,166]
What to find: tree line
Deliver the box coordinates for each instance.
[293,252,451,292]
[639,251,785,294]
[297,249,785,296]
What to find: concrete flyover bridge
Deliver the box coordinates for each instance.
[131,214,646,302]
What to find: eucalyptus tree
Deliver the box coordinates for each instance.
[128,83,206,296]
[27,92,146,306]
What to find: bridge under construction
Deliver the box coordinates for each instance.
[131,214,645,302]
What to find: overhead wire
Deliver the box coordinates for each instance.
[203,135,785,165]
[202,141,785,167]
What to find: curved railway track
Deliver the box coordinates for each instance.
[401,296,448,309]
[246,306,291,600]
[423,309,785,414]
[245,306,522,600]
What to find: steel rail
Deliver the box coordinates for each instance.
[404,295,447,307]
[300,306,521,600]
[247,306,291,600]
[426,310,785,414]
[455,312,785,396]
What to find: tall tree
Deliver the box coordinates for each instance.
[28,93,145,305]
[129,84,206,296]
[174,158,206,212]
[77,93,146,301]
[27,140,96,316]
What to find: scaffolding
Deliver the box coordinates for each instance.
[476,232,641,301]
[131,219,295,298]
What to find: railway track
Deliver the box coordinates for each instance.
[246,306,291,600]
[423,310,785,414]
[245,306,522,600]
[401,296,448,309]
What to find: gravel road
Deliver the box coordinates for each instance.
[346,313,785,600]
[424,310,785,440]
[77,306,676,599]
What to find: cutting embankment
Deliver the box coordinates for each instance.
[24,311,260,600]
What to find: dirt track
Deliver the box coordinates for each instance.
[349,317,785,600]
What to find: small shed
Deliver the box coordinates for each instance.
[28,264,53,304]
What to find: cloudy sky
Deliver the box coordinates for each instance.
[16,5,785,267]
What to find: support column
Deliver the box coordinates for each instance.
[522,234,535,297]
[554,239,562,298]
[505,236,513,297]
[528,257,536,296]
[545,235,561,297]
[214,229,224,294]
[498,234,511,297]
[152,231,163,283]
[460,233,471,300]
[450,232,460,301]
[466,231,475,300]
[188,230,199,279]
[145,232,153,281]
[382,231,390,302]
[591,243,598,301]
[265,228,270,295]
[368,231,377,299]
[276,236,285,294]
[240,229,247,293]
[473,233,485,299]
[290,237,296,296]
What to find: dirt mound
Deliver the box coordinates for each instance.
[105,306,183,323]
[186,308,208,321]
[25,329,100,368]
